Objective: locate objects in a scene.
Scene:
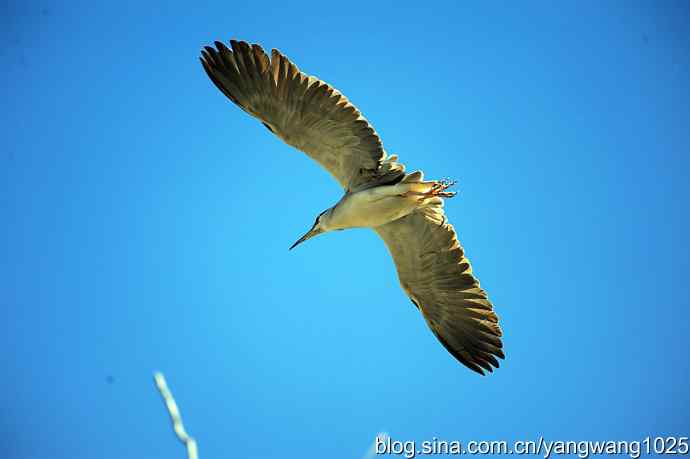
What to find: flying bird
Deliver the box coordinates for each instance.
[200,40,504,374]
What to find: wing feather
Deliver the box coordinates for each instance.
[201,40,403,191]
[375,211,504,375]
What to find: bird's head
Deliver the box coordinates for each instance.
[289,208,333,250]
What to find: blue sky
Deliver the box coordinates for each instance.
[2,1,689,458]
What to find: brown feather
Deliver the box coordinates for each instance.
[200,40,402,191]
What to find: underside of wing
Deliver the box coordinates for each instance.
[200,40,404,191]
[375,210,504,375]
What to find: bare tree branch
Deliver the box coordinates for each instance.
[154,372,199,459]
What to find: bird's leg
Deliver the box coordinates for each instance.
[399,179,457,199]
[429,179,457,198]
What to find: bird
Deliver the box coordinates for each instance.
[200,39,504,375]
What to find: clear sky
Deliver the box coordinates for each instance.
[2,1,689,458]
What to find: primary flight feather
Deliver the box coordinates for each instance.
[200,39,504,375]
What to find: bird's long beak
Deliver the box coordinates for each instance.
[289,226,323,251]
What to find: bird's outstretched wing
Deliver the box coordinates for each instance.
[375,210,504,374]
[200,40,404,191]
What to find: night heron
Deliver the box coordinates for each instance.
[200,40,504,374]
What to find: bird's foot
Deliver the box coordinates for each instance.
[429,179,457,198]
[398,179,457,199]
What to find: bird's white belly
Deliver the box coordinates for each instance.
[327,185,418,229]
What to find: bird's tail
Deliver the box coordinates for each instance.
[398,171,456,225]
[399,171,456,198]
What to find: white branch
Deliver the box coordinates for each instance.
[154,372,199,459]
